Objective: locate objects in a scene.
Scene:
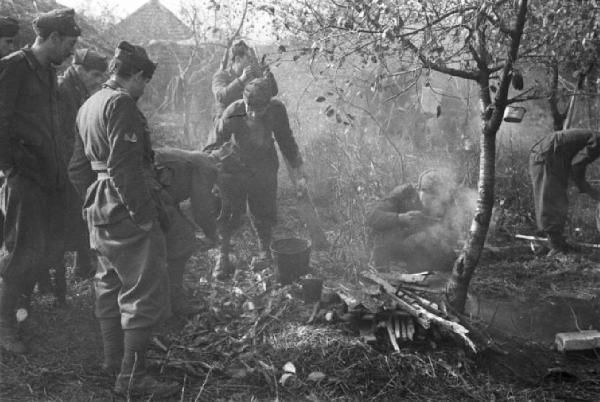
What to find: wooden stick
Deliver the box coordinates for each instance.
[362,272,477,353]
[515,234,600,249]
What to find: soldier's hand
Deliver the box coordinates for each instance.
[240,65,254,83]
[138,220,154,232]
[401,210,428,227]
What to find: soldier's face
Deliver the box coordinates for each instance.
[130,71,150,99]
[51,34,78,64]
[233,53,251,75]
[244,100,269,120]
[419,190,445,217]
[0,37,15,58]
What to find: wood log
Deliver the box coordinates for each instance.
[362,272,477,353]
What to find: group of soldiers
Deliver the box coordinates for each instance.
[0,8,306,398]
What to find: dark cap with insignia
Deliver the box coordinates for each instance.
[114,41,157,79]
[33,8,81,38]
[0,16,19,38]
[73,48,108,72]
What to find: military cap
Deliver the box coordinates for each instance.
[243,78,272,108]
[0,16,19,38]
[114,41,157,79]
[73,48,108,72]
[33,8,81,37]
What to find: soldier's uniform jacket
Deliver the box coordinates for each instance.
[212,68,278,121]
[366,184,423,232]
[69,80,159,227]
[58,65,90,161]
[0,47,64,190]
[154,147,218,240]
[212,99,302,170]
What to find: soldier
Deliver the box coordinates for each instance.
[58,49,107,281]
[153,147,218,315]
[0,8,80,354]
[0,16,19,249]
[208,78,306,279]
[529,129,600,255]
[0,16,18,58]
[211,40,278,124]
[68,41,178,397]
[366,170,458,272]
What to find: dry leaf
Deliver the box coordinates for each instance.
[307,371,326,382]
[283,361,296,374]
[279,373,294,386]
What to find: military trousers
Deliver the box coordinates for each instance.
[529,150,569,235]
[0,174,65,284]
[216,161,278,237]
[91,218,170,330]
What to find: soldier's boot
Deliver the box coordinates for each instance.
[113,328,179,398]
[0,278,26,354]
[167,257,193,317]
[73,247,95,280]
[214,229,235,280]
[547,231,578,256]
[99,317,123,376]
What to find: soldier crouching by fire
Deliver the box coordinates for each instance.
[366,170,459,273]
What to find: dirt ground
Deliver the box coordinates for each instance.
[2,198,600,401]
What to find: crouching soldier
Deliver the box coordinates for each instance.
[153,147,218,315]
[206,78,305,279]
[68,41,178,397]
[529,129,600,256]
[366,170,458,272]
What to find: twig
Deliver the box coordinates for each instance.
[194,366,212,402]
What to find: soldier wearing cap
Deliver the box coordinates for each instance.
[366,170,459,272]
[0,16,19,250]
[68,41,178,397]
[0,8,80,354]
[57,49,107,283]
[208,77,306,279]
[0,16,19,58]
[211,40,278,125]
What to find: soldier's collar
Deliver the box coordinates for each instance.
[21,46,44,71]
[103,79,130,94]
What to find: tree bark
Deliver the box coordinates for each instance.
[446,0,529,313]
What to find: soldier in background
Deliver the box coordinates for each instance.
[366,170,459,272]
[529,129,600,256]
[153,147,218,315]
[68,41,178,397]
[58,49,107,282]
[211,40,278,124]
[208,78,306,279]
[0,8,80,354]
[0,16,19,249]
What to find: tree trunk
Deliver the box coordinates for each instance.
[445,0,529,313]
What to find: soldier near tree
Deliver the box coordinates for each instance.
[210,40,278,125]
[366,170,459,273]
[68,41,178,397]
[207,77,306,279]
[0,8,80,354]
[529,129,600,255]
